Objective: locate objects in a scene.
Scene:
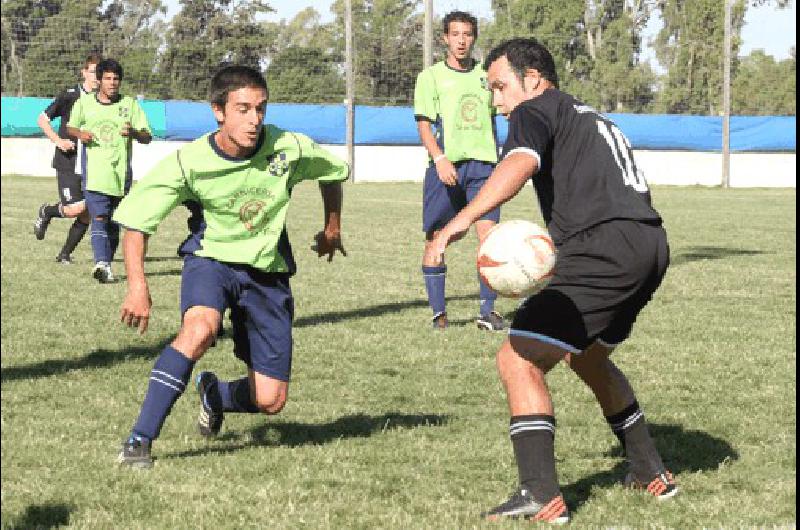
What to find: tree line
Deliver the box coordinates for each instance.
[1,0,795,115]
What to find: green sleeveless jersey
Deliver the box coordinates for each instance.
[413,60,497,164]
[113,125,349,273]
[67,93,150,196]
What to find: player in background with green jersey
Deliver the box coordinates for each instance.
[114,65,348,468]
[414,11,504,331]
[67,58,151,283]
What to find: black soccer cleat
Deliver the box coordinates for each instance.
[481,488,570,524]
[92,262,117,284]
[33,203,51,240]
[476,311,506,331]
[431,311,449,330]
[56,253,73,265]
[117,435,153,468]
[196,371,224,438]
[624,470,678,500]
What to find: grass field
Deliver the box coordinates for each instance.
[1,174,796,529]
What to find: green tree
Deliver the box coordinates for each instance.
[483,0,656,112]
[267,46,345,103]
[331,0,423,105]
[732,49,796,115]
[653,0,747,114]
[157,0,273,100]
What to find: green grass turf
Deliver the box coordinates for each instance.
[1,174,795,528]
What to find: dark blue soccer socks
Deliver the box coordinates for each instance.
[509,415,561,504]
[478,272,497,316]
[90,217,112,264]
[219,377,260,413]
[132,345,196,441]
[605,400,667,480]
[422,265,447,317]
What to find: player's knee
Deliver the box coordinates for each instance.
[177,318,217,351]
[255,391,286,415]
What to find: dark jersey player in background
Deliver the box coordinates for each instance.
[33,54,101,263]
[428,38,676,523]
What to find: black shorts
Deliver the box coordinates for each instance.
[509,220,669,353]
[56,168,84,205]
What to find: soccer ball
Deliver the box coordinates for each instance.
[477,220,556,298]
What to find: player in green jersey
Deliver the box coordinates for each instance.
[414,11,504,331]
[66,58,151,283]
[114,65,348,468]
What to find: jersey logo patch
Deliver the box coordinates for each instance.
[268,152,289,177]
[457,94,484,131]
[118,106,130,119]
[239,200,268,232]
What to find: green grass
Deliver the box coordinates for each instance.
[1,174,796,528]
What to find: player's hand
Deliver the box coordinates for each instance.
[56,138,75,152]
[311,230,347,262]
[120,121,132,137]
[426,218,471,265]
[78,130,94,143]
[435,157,458,187]
[120,284,152,334]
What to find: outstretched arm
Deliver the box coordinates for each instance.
[120,229,152,334]
[313,181,347,262]
[425,152,538,264]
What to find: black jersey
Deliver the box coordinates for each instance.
[502,89,661,245]
[43,83,89,171]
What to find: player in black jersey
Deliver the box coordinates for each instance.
[33,54,101,263]
[428,38,676,523]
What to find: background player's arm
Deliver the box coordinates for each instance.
[120,122,152,144]
[313,181,346,261]
[37,112,74,152]
[120,229,152,334]
[427,152,538,262]
[416,119,457,186]
[65,125,93,143]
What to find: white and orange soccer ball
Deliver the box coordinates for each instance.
[477,220,556,298]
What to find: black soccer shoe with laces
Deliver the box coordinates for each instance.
[117,435,153,468]
[196,371,224,438]
[56,253,73,265]
[476,311,506,331]
[33,203,51,240]
[481,488,569,524]
[624,470,679,500]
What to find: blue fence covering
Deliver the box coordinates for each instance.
[2,96,796,152]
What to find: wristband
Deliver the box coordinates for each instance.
[433,154,447,163]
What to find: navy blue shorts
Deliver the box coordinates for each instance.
[181,255,294,382]
[422,159,500,234]
[85,190,122,218]
[509,220,669,354]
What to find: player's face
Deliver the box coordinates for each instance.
[213,86,268,157]
[486,56,537,117]
[442,21,476,61]
[82,63,99,91]
[98,71,121,99]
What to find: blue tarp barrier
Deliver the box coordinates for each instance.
[2,96,796,152]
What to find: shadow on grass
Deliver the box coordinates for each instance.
[564,422,738,514]
[6,502,74,530]
[0,339,170,383]
[295,294,480,327]
[672,246,766,266]
[166,412,450,459]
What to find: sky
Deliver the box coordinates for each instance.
[163,0,797,60]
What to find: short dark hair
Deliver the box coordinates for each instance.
[83,53,102,69]
[96,58,123,81]
[443,10,478,38]
[209,65,268,107]
[484,38,559,89]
